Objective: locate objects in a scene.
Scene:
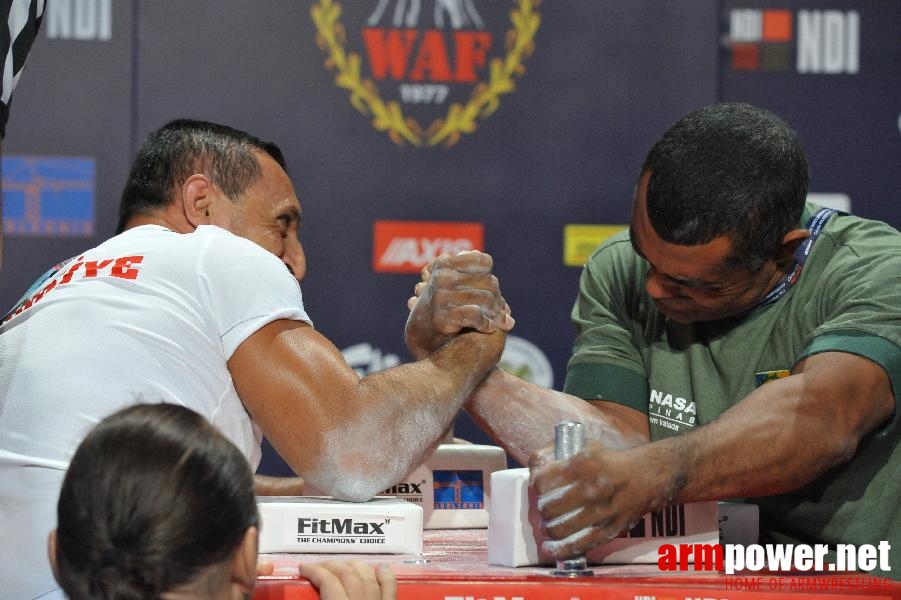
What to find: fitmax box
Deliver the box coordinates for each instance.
[303,443,508,529]
[488,468,757,567]
[258,496,422,554]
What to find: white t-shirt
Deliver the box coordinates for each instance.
[0,224,311,599]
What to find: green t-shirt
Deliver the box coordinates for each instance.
[564,204,901,577]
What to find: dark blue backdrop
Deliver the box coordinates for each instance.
[2,0,899,474]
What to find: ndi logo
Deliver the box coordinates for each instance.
[727,8,859,74]
[796,10,859,74]
[619,504,687,539]
[46,0,112,41]
[1,156,95,236]
[729,8,793,71]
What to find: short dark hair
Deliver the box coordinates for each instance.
[640,102,809,271]
[116,119,287,233]
[54,403,258,600]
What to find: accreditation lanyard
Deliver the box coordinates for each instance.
[756,207,836,309]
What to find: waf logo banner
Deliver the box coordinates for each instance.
[311,0,540,147]
[373,220,484,273]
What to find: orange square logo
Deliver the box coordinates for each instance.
[373,220,484,273]
[762,10,792,42]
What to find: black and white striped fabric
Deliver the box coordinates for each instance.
[1,0,44,138]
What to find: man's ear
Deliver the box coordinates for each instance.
[775,228,812,268]
[48,530,61,585]
[230,526,259,595]
[182,174,215,228]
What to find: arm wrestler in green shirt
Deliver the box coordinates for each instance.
[410,103,901,578]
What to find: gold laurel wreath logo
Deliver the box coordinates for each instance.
[311,0,541,147]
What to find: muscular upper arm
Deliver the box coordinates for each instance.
[227,319,361,477]
[587,398,651,443]
[790,351,895,455]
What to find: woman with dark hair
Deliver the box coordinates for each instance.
[48,403,395,600]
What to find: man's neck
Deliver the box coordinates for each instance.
[124,208,195,234]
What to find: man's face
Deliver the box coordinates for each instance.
[211,151,306,281]
[629,172,780,323]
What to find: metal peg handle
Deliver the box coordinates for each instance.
[554,421,584,460]
[550,421,593,577]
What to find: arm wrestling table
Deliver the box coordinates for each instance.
[254,529,900,600]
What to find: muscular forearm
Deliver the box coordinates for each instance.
[634,359,893,505]
[303,330,505,502]
[531,352,896,560]
[466,368,649,465]
[539,395,869,558]
[254,475,304,496]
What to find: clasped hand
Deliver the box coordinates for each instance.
[405,251,514,359]
[529,440,660,560]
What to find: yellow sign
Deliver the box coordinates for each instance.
[563,224,626,267]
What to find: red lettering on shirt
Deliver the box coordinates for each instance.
[3,254,146,323]
[58,257,85,285]
[23,279,57,311]
[110,256,143,279]
[83,259,114,278]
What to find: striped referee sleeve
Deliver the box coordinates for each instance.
[2,0,45,138]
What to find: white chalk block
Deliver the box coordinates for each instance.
[258,496,422,554]
[305,444,509,529]
[487,468,725,567]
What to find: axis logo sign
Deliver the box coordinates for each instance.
[310,0,540,147]
[373,220,483,273]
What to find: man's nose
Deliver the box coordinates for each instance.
[283,236,306,282]
[645,267,680,299]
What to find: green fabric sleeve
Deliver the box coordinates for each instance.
[565,233,650,415]
[564,362,649,413]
